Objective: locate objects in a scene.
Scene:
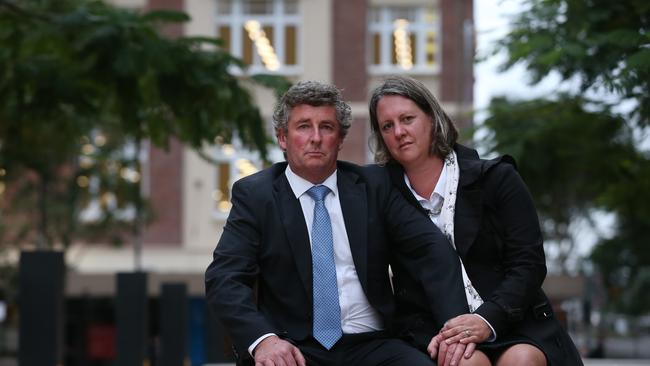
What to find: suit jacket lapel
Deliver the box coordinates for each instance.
[386,162,428,217]
[273,173,313,299]
[337,168,369,290]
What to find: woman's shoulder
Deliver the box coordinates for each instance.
[455,144,517,180]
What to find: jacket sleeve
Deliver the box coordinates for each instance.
[205,180,276,354]
[473,162,547,336]
[383,177,470,329]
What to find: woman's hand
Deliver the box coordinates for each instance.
[440,314,492,345]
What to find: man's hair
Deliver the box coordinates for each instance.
[273,80,352,137]
[368,76,458,165]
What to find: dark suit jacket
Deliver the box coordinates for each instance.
[386,144,583,365]
[205,161,468,356]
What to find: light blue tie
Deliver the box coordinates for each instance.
[307,185,342,349]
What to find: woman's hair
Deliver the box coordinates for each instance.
[273,80,351,137]
[368,76,458,164]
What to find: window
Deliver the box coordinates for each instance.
[211,143,261,218]
[368,5,440,74]
[216,0,300,74]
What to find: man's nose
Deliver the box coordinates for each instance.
[311,128,322,142]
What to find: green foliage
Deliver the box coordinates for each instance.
[482,96,639,270]
[590,154,650,314]
[498,0,650,124]
[486,0,650,312]
[0,0,289,248]
[484,96,635,218]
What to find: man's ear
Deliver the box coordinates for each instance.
[277,130,287,151]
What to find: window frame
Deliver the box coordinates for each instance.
[209,142,264,220]
[215,0,302,75]
[367,5,442,75]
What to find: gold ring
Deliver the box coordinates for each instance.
[464,330,471,337]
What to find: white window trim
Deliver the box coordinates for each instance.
[215,0,302,75]
[368,5,442,75]
[209,139,266,221]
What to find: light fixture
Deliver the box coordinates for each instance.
[120,167,141,183]
[393,19,413,70]
[77,176,90,188]
[94,134,107,147]
[244,20,281,71]
[218,200,232,212]
[221,144,235,156]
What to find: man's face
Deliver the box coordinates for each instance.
[277,104,344,184]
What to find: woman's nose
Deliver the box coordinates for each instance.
[394,123,405,137]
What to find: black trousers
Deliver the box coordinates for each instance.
[237,331,436,366]
[296,331,436,366]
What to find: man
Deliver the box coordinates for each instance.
[205,81,468,366]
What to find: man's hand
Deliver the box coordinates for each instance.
[427,333,444,359]
[440,314,492,345]
[253,335,306,366]
[428,333,477,366]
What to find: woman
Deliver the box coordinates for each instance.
[368,76,583,366]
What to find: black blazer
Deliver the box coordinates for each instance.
[205,161,468,355]
[387,144,583,365]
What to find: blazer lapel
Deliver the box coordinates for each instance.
[273,173,313,298]
[453,146,484,258]
[454,187,482,258]
[338,169,369,290]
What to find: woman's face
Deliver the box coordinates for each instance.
[376,95,433,167]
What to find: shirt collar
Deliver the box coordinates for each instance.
[285,165,338,199]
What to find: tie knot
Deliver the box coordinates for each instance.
[307,185,330,202]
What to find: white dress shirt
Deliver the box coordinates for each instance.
[249,166,383,355]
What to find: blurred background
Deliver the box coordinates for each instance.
[0,0,648,365]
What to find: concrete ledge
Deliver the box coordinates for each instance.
[584,360,650,365]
